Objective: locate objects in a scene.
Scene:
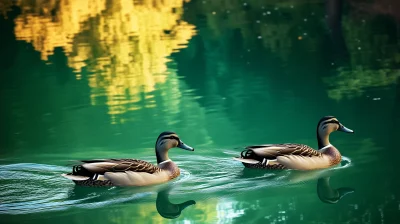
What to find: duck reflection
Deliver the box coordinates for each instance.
[325,0,349,61]
[156,185,196,219]
[317,176,355,204]
[66,183,195,219]
[237,165,355,204]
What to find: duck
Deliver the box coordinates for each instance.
[62,131,194,187]
[233,116,354,170]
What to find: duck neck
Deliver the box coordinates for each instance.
[157,153,180,179]
[317,133,331,149]
[156,148,170,164]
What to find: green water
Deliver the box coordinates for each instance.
[1,0,399,223]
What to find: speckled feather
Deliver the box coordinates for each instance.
[242,162,286,169]
[67,159,163,186]
[245,144,322,158]
[73,179,113,187]
[239,144,325,170]
[79,159,162,174]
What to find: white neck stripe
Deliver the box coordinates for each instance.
[319,144,332,150]
[158,159,171,165]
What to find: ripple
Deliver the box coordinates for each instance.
[0,163,155,215]
[173,154,353,196]
[0,156,352,214]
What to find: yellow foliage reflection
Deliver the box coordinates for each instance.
[7,0,196,124]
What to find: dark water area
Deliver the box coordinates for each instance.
[0,0,399,223]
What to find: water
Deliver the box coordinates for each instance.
[0,0,399,223]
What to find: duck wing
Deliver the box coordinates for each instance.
[244,144,322,159]
[79,159,162,174]
[62,159,167,186]
[234,144,332,170]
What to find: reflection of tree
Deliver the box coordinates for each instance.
[1,1,235,150]
[176,1,334,142]
[183,0,324,63]
[181,0,400,105]
[349,0,400,22]
[0,0,13,18]
[325,67,400,101]
[342,13,399,67]
[323,4,400,101]
[5,0,196,124]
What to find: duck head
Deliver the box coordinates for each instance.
[155,131,194,164]
[316,116,354,149]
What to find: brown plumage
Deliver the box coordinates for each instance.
[79,159,162,174]
[233,116,354,170]
[62,131,194,187]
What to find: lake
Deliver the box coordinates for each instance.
[0,0,399,223]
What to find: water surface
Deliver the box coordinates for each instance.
[0,0,399,223]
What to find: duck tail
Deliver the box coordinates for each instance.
[240,149,255,159]
[232,157,260,164]
[232,149,261,164]
[61,164,93,181]
[61,173,90,181]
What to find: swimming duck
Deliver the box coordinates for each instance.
[233,116,354,170]
[62,131,194,187]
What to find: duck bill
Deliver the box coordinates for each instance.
[178,141,194,151]
[338,124,354,133]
